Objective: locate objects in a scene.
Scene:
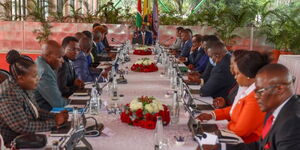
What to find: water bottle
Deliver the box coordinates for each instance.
[111,75,119,101]
[72,107,80,129]
[171,91,180,124]
[51,140,59,150]
[171,68,177,89]
[154,116,163,150]
[178,78,183,98]
[90,86,100,115]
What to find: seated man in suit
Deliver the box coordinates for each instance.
[178,29,192,58]
[34,40,68,111]
[132,25,153,45]
[199,42,236,98]
[168,26,184,51]
[57,36,84,98]
[185,34,209,73]
[73,37,104,82]
[188,35,221,84]
[206,64,300,150]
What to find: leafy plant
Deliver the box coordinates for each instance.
[49,0,69,22]
[27,0,52,43]
[258,1,300,53]
[65,4,83,22]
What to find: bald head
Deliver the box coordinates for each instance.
[257,63,293,85]
[255,64,294,112]
[41,40,64,70]
[79,37,93,54]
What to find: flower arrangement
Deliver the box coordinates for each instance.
[133,47,152,55]
[120,96,170,129]
[131,58,158,72]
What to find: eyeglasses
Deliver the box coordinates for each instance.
[254,82,293,97]
[254,85,279,97]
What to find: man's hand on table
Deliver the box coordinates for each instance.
[213,97,226,109]
[179,56,187,62]
[74,78,85,89]
[188,72,202,84]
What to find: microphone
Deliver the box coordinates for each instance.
[111,38,124,44]
[160,37,174,45]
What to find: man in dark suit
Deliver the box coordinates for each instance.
[57,36,84,98]
[132,25,153,45]
[199,42,236,98]
[178,29,192,58]
[202,64,300,150]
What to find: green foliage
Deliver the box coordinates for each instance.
[0,0,13,20]
[27,0,52,43]
[258,1,300,53]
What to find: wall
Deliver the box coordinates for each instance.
[0,21,272,70]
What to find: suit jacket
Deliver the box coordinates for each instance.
[200,53,236,98]
[227,95,300,150]
[34,56,68,111]
[180,40,192,57]
[102,36,111,49]
[73,51,98,82]
[0,79,55,145]
[132,31,153,45]
[57,56,78,98]
[194,48,209,73]
[215,91,265,143]
[201,61,214,82]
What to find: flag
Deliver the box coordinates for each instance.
[136,13,143,28]
[143,0,149,25]
[152,0,159,38]
[136,0,142,27]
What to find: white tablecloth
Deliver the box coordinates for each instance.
[278,55,300,95]
[46,54,225,150]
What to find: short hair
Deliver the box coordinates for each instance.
[202,35,220,42]
[208,41,225,52]
[235,50,271,78]
[185,28,193,35]
[75,32,85,40]
[193,34,202,43]
[176,27,184,32]
[82,30,93,39]
[93,26,107,33]
[79,37,93,51]
[61,36,78,49]
[6,50,35,79]
[93,23,101,29]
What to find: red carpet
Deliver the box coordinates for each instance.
[0,53,39,71]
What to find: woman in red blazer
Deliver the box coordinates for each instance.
[197,50,271,143]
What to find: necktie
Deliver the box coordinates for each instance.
[262,115,274,139]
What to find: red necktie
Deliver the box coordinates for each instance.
[262,115,274,139]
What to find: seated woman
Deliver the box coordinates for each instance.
[197,50,271,143]
[0,50,68,147]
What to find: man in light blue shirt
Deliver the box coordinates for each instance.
[34,40,68,111]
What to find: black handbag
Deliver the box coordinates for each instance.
[11,134,47,149]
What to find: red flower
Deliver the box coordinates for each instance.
[136,109,143,118]
[144,121,156,129]
[145,113,153,121]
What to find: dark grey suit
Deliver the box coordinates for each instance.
[200,53,236,98]
[57,56,78,98]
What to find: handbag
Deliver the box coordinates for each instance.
[11,134,47,149]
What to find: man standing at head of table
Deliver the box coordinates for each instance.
[132,25,153,46]
[34,40,68,111]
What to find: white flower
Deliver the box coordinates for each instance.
[135,60,143,65]
[130,99,143,111]
[145,104,154,113]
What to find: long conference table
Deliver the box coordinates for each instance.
[43,53,234,150]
